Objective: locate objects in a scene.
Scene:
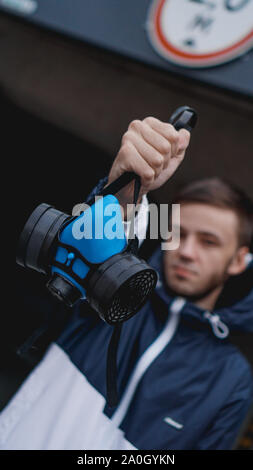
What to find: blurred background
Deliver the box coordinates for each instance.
[1,0,252,450]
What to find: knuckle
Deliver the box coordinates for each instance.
[120,142,132,156]
[143,116,155,126]
[161,141,171,155]
[144,168,155,182]
[153,154,164,168]
[129,119,141,131]
[122,130,135,145]
[121,131,130,144]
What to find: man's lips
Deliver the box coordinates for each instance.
[173,265,197,277]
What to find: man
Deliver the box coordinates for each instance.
[0,117,252,450]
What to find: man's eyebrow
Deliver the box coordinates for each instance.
[199,231,223,242]
[179,225,223,242]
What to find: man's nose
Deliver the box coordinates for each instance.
[178,235,197,260]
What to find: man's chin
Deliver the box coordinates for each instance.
[165,277,220,304]
[165,278,197,299]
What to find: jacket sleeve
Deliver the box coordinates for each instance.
[195,365,253,450]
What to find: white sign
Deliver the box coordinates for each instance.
[147,0,253,67]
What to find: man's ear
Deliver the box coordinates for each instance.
[227,246,249,276]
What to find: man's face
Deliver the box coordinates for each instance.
[163,203,240,300]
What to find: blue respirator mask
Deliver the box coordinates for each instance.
[17,172,157,324]
[16,106,197,406]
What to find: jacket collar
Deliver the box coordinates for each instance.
[149,248,253,337]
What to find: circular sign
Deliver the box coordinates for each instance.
[147,0,253,67]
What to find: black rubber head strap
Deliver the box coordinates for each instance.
[99,171,141,204]
[100,173,141,407]
[106,323,123,407]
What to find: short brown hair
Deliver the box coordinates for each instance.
[172,177,253,250]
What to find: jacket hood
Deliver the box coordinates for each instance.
[148,247,253,336]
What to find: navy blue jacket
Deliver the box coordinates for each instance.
[54,247,253,450]
[0,179,252,450]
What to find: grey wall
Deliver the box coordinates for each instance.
[0,13,252,204]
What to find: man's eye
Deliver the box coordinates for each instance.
[203,239,216,246]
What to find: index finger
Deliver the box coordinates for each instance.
[143,117,179,155]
